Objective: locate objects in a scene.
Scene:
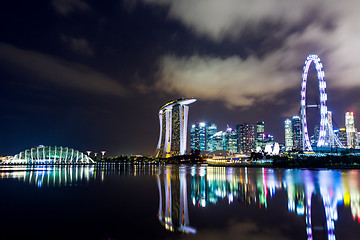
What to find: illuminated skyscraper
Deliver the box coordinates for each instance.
[190,122,217,152]
[199,122,206,151]
[284,119,293,151]
[237,123,255,154]
[156,98,197,158]
[346,112,356,149]
[210,131,225,151]
[292,116,302,151]
[335,127,347,147]
[310,125,319,146]
[190,124,199,151]
[255,121,265,149]
[206,123,218,151]
[224,126,238,153]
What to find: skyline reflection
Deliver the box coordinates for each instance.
[157,166,360,239]
[1,164,359,239]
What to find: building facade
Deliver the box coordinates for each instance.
[190,122,218,152]
[284,119,293,151]
[156,98,197,158]
[190,124,199,151]
[210,131,225,151]
[237,123,255,154]
[335,127,347,147]
[346,112,356,149]
[224,127,238,153]
[292,116,302,151]
[206,123,218,151]
[255,121,265,149]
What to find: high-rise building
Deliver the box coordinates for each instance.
[346,112,356,149]
[224,126,238,153]
[255,121,265,149]
[190,124,199,151]
[325,111,334,147]
[156,98,197,158]
[335,127,347,147]
[263,134,275,149]
[190,122,217,152]
[206,123,218,151]
[199,122,206,151]
[292,116,302,151]
[190,122,206,151]
[310,125,319,146]
[237,123,255,154]
[210,131,225,151]
[284,119,293,151]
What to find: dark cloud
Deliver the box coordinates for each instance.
[122,0,138,13]
[145,0,360,109]
[0,43,127,97]
[51,0,91,16]
[154,54,297,108]
[60,35,94,56]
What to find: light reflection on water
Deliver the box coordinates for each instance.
[157,166,360,239]
[0,164,359,239]
[0,165,95,187]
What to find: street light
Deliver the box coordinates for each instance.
[101,151,106,159]
[86,151,91,157]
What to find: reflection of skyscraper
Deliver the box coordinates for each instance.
[237,123,255,154]
[156,165,360,238]
[346,112,356,149]
[284,119,293,151]
[157,167,196,234]
[156,98,197,158]
[292,116,302,151]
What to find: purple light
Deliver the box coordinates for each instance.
[301,55,328,151]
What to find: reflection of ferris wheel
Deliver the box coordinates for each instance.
[301,55,327,151]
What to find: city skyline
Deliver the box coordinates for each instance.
[2,1,360,156]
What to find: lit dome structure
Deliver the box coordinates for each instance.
[9,146,94,164]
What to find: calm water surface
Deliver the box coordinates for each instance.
[0,164,359,240]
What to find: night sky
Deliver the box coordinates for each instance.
[1,0,360,156]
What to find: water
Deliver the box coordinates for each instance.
[0,164,359,240]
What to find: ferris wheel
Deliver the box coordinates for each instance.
[301,55,328,151]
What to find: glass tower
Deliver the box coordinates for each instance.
[292,116,302,151]
[206,123,218,151]
[237,123,255,154]
[191,122,218,152]
[345,112,356,149]
[255,121,265,150]
[284,119,293,151]
[199,122,206,151]
[224,126,238,153]
[190,124,199,151]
